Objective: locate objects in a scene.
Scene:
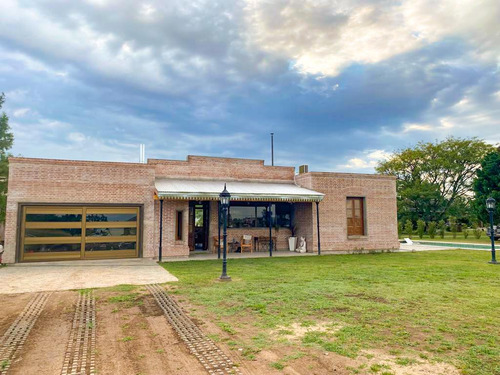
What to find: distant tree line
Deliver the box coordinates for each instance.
[377,137,500,235]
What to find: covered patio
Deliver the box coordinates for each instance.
[155,178,324,258]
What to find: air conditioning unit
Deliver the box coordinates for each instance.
[298,165,309,174]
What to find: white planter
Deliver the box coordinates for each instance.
[288,237,297,251]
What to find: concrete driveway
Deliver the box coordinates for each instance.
[0,258,177,294]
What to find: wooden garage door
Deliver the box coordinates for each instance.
[20,205,140,262]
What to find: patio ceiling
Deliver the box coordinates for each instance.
[155,178,324,202]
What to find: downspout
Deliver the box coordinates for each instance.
[159,199,163,262]
[316,201,321,255]
[218,201,221,259]
[268,202,273,257]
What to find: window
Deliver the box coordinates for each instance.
[347,197,365,236]
[228,202,292,228]
[176,211,183,240]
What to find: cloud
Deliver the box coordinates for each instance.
[245,0,500,77]
[337,149,392,171]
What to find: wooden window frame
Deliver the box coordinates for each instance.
[175,210,183,241]
[346,197,366,238]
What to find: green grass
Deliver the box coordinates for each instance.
[161,251,500,375]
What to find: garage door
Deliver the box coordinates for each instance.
[20,205,140,262]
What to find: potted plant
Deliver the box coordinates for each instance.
[288,225,297,251]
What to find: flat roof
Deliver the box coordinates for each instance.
[155,178,324,202]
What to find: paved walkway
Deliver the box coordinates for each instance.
[0,258,177,294]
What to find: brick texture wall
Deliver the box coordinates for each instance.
[295,172,399,252]
[4,157,157,263]
[150,155,295,181]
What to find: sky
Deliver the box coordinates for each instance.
[0,0,499,173]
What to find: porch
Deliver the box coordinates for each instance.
[155,179,325,258]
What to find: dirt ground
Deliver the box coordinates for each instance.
[0,288,459,375]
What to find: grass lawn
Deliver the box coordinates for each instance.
[400,233,496,244]
[162,251,500,375]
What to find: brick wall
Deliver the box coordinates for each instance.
[149,155,295,181]
[295,172,399,252]
[154,200,190,258]
[4,157,157,263]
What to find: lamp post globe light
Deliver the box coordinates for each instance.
[219,184,232,281]
[486,197,498,265]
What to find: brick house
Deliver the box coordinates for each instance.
[3,155,399,263]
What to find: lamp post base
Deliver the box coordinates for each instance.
[488,260,499,264]
[218,275,232,281]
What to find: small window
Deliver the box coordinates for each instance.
[176,211,183,240]
[347,197,365,236]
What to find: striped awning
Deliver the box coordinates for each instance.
[155,179,324,202]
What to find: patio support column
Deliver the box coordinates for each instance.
[217,201,221,259]
[159,199,163,262]
[268,202,273,257]
[316,201,321,255]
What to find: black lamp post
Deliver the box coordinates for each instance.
[486,197,498,265]
[219,184,232,281]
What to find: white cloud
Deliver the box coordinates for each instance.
[244,0,500,77]
[337,148,392,171]
[68,132,87,143]
[12,108,30,118]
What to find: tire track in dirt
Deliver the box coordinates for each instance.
[0,292,51,374]
[61,291,96,375]
[147,284,241,375]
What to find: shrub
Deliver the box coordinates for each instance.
[463,227,469,239]
[398,221,403,237]
[417,219,425,239]
[449,217,457,239]
[404,220,413,238]
[428,221,437,239]
[438,220,446,238]
[473,223,482,239]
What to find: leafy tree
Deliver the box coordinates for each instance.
[0,93,14,222]
[463,227,469,239]
[404,219,413,238]
[428,221,437,239]
[377,137,494,223]
[416,219,425,239]
[449,216,457,238]
[397,221,403,237]
[438,220,446,238]
[473,149,500,224]
[472,222,482,239]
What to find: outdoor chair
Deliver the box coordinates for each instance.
[241,235,253,253]
[212,236,220,253]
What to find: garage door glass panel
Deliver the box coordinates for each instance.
[25,228,82,237]
[86,227,137,236]
[86,213,137,222]
[26,214,82,222]
[24,244,81,253]
[85,242,136,251]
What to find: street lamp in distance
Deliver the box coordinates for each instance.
[486,197,498,265]
[219,184,232,280]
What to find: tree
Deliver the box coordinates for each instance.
[438,220,446,238]
[417,219,425,239]
[404,220,413,238]
[0,93,14,222]
[428,221,437,239]
[473,149,500,224]
[377,137,494,223]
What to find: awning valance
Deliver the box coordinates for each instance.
[155,179,324,202]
